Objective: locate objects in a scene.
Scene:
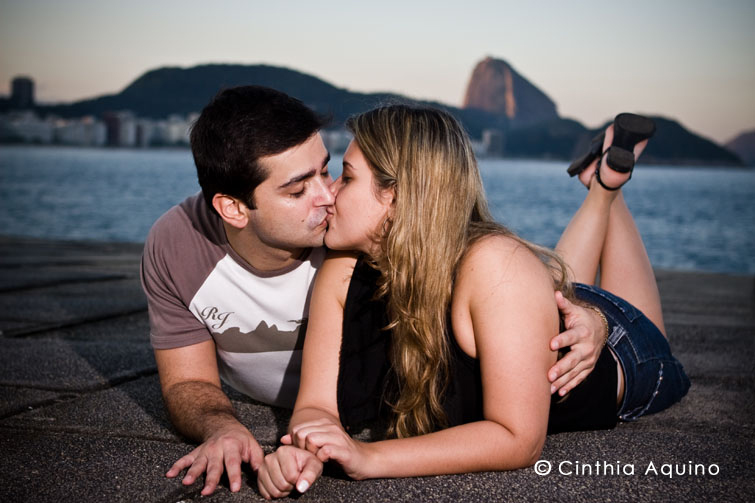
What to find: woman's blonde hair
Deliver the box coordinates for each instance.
[346,104,572,438]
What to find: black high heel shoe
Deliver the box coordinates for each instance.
[595,113,656,190]
[567,131,605,177]
[567,113,656,189]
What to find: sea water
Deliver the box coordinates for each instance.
[1,146,753,274]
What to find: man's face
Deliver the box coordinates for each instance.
[246,133,334,253]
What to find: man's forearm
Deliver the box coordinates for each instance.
[163,380,244,442]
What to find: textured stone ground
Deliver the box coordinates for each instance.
[1,236,752,502]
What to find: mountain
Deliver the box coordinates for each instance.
[638,118,742,166]
[463,57,558,128]
[725,130,755,166]
[30,64,505,139]
[504,118,588,159]
[498,116,742,166]
[566,117,743,166]
[7,62,742,165]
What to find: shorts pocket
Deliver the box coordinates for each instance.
[621,358,691,421]
[620,360,665,421]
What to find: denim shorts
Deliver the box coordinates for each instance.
[574,283,691,421]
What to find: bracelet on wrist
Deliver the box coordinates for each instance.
[586,305,609,347]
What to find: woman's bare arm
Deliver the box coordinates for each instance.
[289,236,559,479]
[257,251,357,498]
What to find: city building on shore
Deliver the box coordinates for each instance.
[11,77,35,109]
[0,110,196,148]
[1,75,196,148]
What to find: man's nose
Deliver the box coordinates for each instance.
[315,176,336,205]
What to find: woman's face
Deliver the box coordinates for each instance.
[325,140,393,254]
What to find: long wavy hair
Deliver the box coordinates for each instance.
[346,105,572,438]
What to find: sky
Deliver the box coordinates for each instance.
[1,0,753,144]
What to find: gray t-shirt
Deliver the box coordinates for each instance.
[140,193,325,407]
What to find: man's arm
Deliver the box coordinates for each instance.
[155,340,264,495]
[548,291,609,395]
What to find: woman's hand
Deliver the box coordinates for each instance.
[548,291,607,396]
[256,446,322,500]
[283,418,373,480]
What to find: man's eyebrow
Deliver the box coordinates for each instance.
[278,153,331,190]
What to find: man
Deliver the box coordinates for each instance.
[141,86,606,496]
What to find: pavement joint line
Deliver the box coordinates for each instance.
[0,274,132,293]
[0,394,82,421]
[0,367,158,394]
[0,306,148,337]
[0,422,286,451]
[0,422,186,444]
[0,259,141,268]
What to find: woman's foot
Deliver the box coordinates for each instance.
[577,124,650,190]
[570,113,655,189]
[567,131,604,177]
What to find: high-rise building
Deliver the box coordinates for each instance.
[482,129,505,157]
[10,77,35,109]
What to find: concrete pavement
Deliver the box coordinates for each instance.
[1,236,752,502]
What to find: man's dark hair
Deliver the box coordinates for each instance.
[190,86,324,210]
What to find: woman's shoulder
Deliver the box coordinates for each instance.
[454,233,556,313]
[459,234,549,281]
[315,250,361,306]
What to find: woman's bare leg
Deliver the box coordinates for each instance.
[598,191,666,335]
[554,173,611,285]
[557,125,666,335]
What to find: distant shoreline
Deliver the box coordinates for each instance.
[1,143,751,168]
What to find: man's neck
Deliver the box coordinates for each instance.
[223,221,307,272]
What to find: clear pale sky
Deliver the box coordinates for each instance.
[1,0,753,143]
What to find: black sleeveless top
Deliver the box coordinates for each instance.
[336,257,617,435]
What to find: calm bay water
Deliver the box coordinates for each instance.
[1,145,753,274]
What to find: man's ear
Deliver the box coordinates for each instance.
[212,194,250,229]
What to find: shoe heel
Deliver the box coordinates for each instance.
[612,113,655,152]
[605,146,635,173]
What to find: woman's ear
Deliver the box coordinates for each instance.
[384,185,397,206]
[212,193,249,229]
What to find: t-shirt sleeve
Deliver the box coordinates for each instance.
[140,208,212,350]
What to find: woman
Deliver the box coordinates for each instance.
[256,106,690,498]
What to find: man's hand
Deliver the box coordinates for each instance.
[156,342,265,495]
[166,423,264,496]
[548,291,607,396]
[257,446,323,500]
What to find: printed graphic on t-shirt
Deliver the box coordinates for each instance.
[211,319,307,353]
[189,254,312,344]
[198,306,235,331]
